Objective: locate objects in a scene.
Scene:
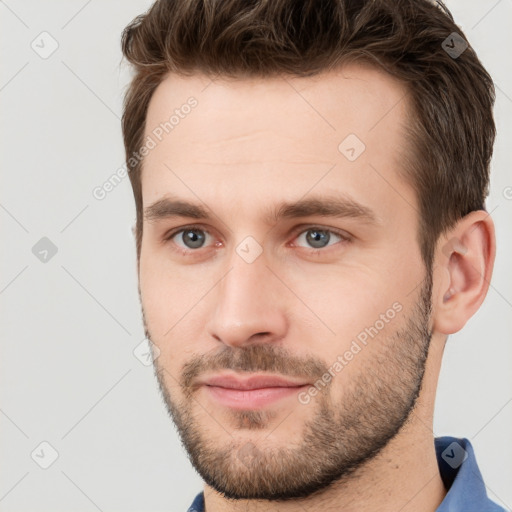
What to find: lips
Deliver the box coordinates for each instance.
[201,373,309,390]
[199,373,311,410]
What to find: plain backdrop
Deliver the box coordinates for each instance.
[1,1,511,511]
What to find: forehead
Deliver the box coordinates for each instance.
[144,63,410,147]
[140,63,415,225]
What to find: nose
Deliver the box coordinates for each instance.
[205,252,288,348]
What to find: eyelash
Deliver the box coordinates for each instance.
[163,224,352,256]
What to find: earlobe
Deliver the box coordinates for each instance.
[432,211,495,335]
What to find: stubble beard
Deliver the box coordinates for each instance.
[144,273,433,501]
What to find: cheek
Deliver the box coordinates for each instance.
[286,265,398,337]
[139,257,168,332]
[139,252,211,370]
[283,263,413,382]
[140,243,194,319]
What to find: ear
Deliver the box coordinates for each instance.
[432,210,496,335]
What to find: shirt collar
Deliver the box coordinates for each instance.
[435,436,504,511]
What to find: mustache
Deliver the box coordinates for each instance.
[180,344,329,391]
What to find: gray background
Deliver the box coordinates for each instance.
[1,1,511,510]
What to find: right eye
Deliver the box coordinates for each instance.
[164,225,216,253]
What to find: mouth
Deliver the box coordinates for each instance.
[198,373,311,410]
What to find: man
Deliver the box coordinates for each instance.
[120,0,504,510]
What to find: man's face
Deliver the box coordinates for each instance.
[138,64,434,499]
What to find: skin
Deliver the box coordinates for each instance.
[137,62,495,512]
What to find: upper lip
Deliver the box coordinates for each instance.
[200,373,310,390]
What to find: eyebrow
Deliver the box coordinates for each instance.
[143,194,380,226]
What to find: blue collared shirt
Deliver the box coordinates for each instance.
[187,437,506,511]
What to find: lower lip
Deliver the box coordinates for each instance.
[204,385,308,409]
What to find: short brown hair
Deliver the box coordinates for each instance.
[121,0,495,272]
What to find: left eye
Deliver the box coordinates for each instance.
[294,228,347,249]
